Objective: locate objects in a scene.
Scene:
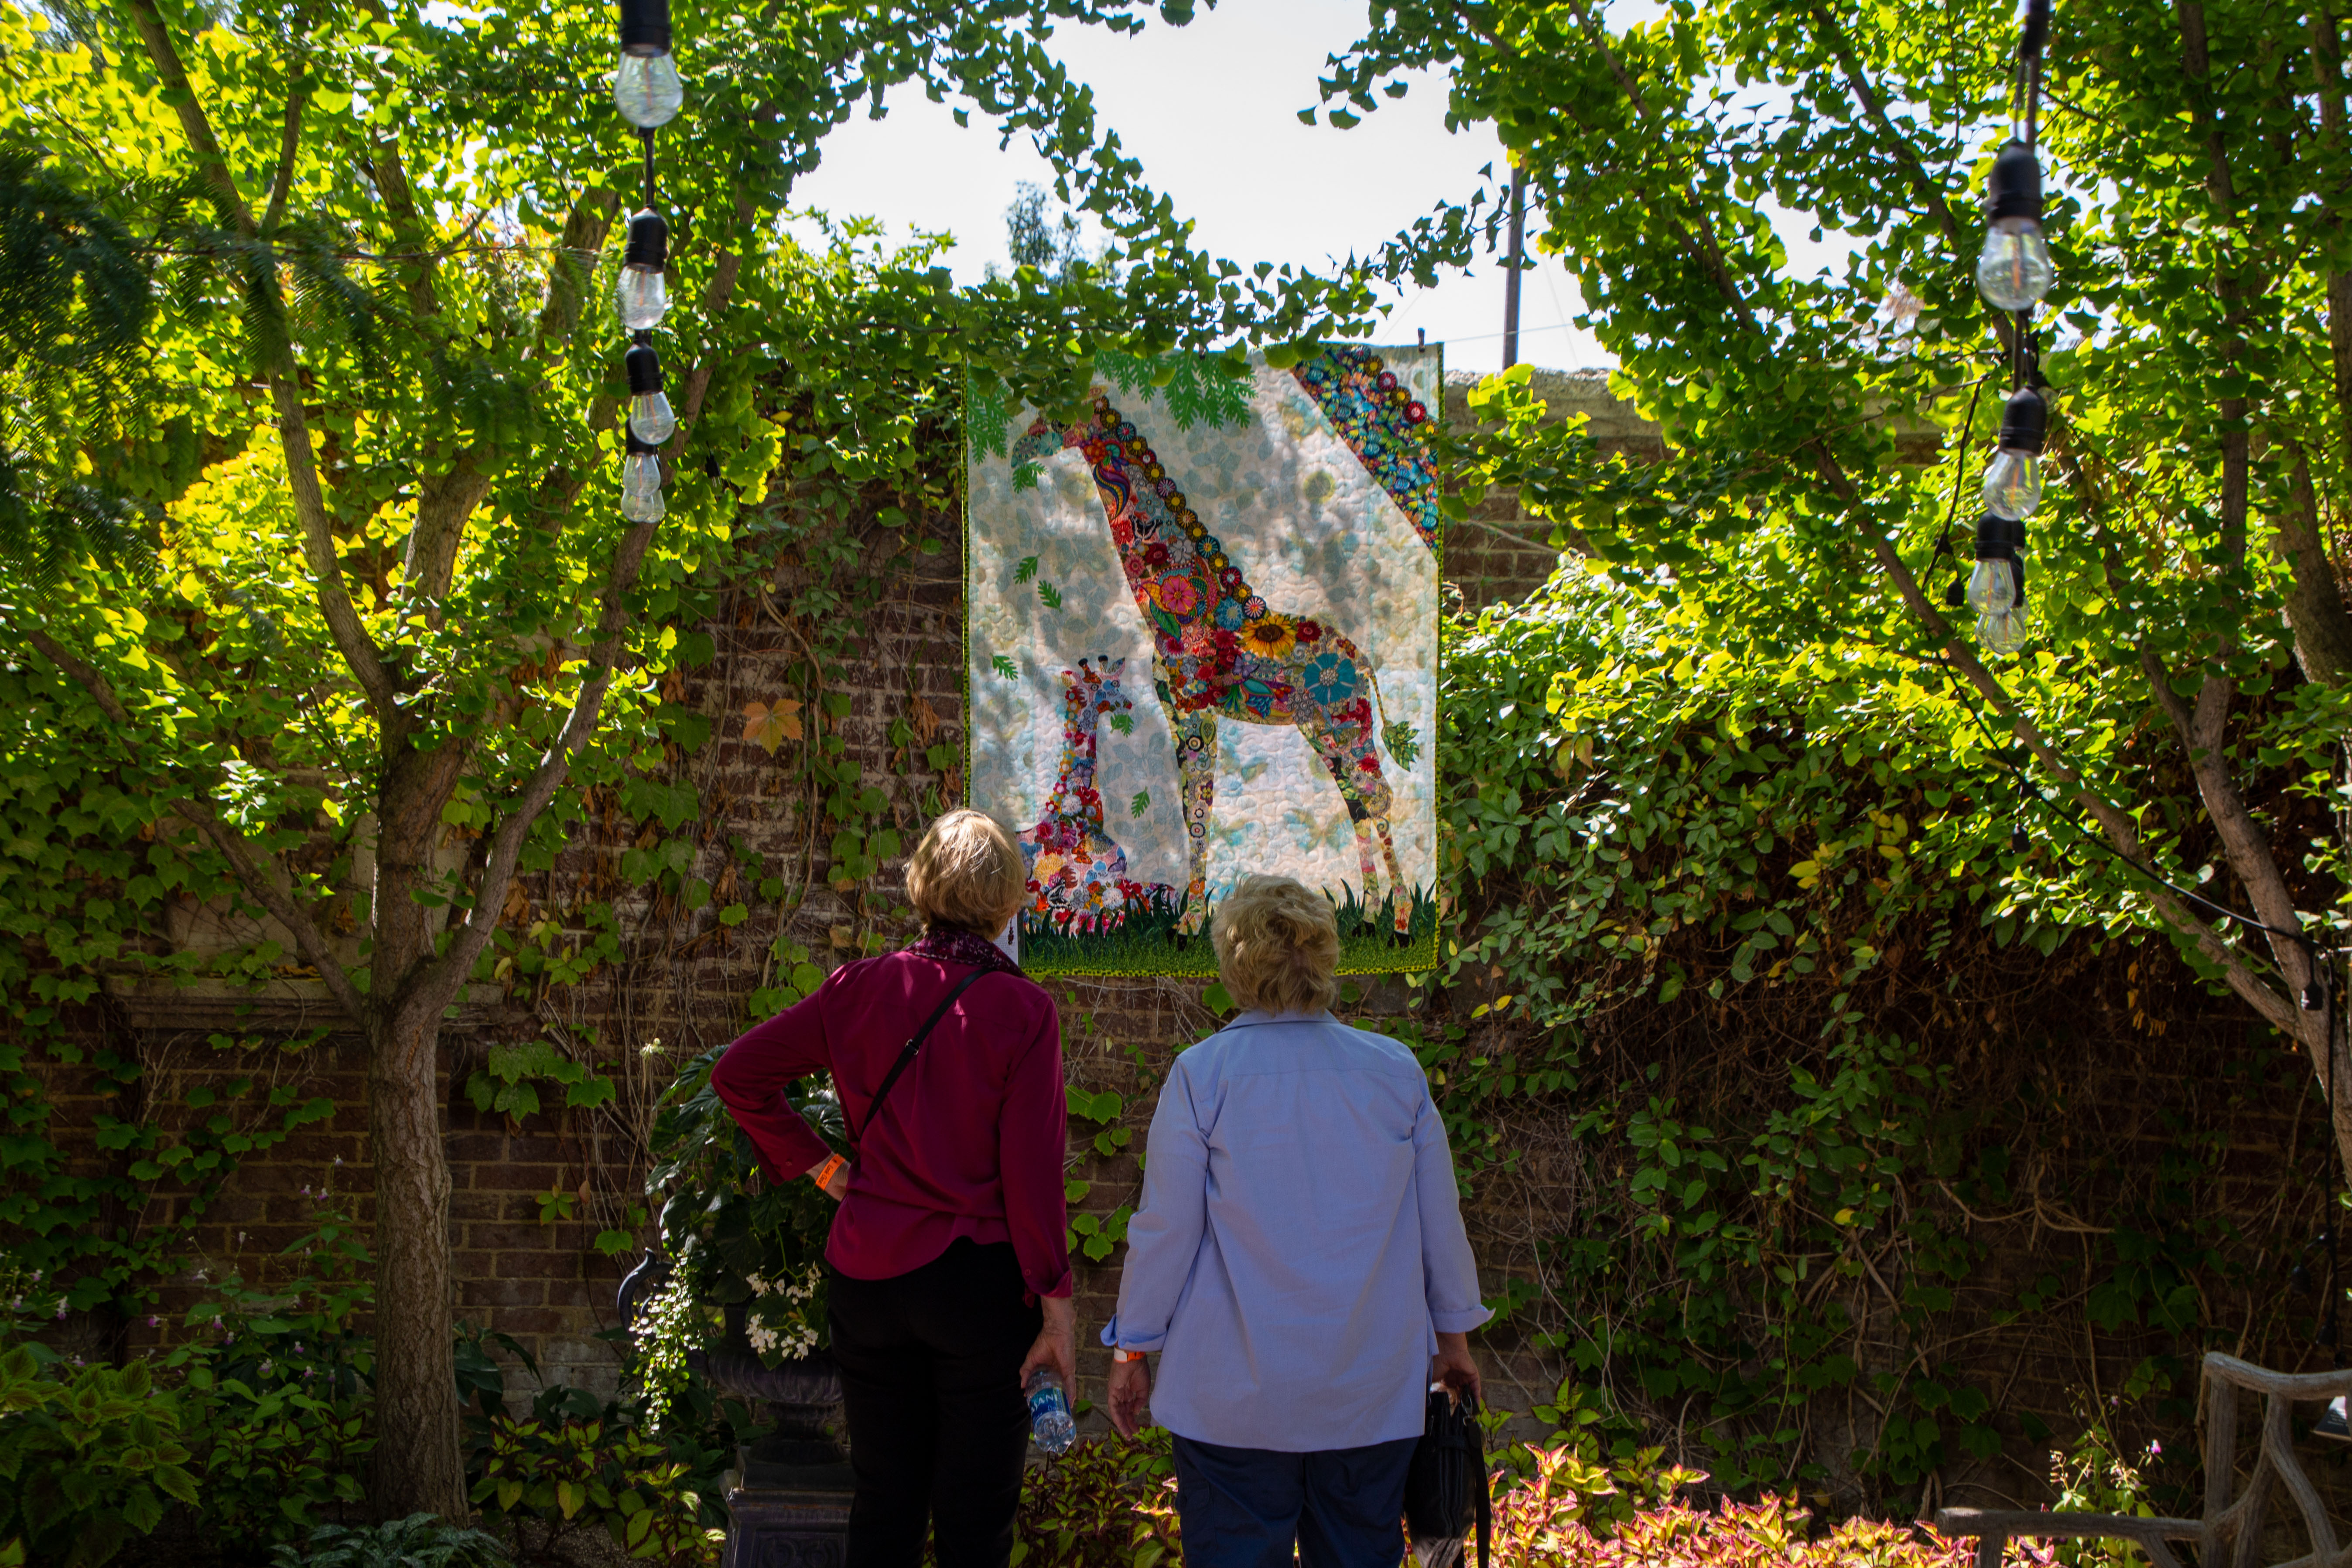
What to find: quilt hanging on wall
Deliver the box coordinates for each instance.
[965,345,1442,977]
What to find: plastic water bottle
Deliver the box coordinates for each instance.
[1024,1368,1076,1454]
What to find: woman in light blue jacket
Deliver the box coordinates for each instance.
[1103,874,1489,1568]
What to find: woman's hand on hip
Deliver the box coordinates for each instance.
[804,1155,849,1201]
[1432,1331,1482,1404]
[1018,1294,1078,1400]
[1107,1356,1152,1438]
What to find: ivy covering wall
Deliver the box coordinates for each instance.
[2,326,2342,1520]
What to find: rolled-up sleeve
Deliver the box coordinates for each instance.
[1101,1056,1209,1353]
[1414,1090,1493,1335]
[711,988,834,1182]
[999,1001,1073,1300]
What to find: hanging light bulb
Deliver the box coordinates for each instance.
[1969,512,2031,652]
[621,481,667,523]
[1980,385,2048,521]
[625,338,676,445]
[621,430,665,522]
[1977,140,2055,311]
[614,0,683,128]
[616,208,669,330]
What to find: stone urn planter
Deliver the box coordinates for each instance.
[621,1254,853,1567]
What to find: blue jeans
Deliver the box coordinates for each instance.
[1171,1433,1419,1568]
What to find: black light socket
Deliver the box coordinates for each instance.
[625,427,661,457]
[1997,385,2048,454]
[1944,577,1967,608]
[625,341,663,396]
[619,0,671,53]
[1974,511,2024,562]
[2019,0,2051,58]
[1985,140,2044,225]
[1974,513,2027,593]
[622,208,669,270]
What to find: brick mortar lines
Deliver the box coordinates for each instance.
[35,433,2334,1509]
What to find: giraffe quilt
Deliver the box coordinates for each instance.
[964,346,1442,977]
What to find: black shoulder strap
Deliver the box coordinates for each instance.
[848,965,993,1162]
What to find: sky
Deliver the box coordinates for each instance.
[779,0,1610,376]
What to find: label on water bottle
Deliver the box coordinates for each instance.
[1024,1369,1077,1455]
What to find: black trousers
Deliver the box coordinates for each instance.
[828,1239,1041,1568]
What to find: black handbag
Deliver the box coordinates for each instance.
[1405,1386,1491,1568]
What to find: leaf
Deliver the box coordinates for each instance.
[1014,555,1039,584]
[1038,581,1063,610]
[742,698,804,754]
[1129,790,1151,817]
[992,655,1019,680]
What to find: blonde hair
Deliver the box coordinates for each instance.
[1212,875,1341,1015]
[905,810,1027,936]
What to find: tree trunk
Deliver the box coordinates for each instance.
[366,1001,467,1520]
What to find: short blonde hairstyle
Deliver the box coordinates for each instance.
[1212,875,1341,1015]
[905,810,1027,936]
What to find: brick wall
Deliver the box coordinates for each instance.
[41,365,2338,1521]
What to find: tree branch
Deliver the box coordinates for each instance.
[1563,0,1763,335]
[1805,4,1968,254]
[123,0,402,721]
[270,376,403,712]
[21,626,366,1024]
[120,0,251,228]
[2278,453,2352,686]
[419,209,760,1007]
[531,188,622,362]
[366,132,446,330]
[261,76,308,233]
[2137,643,2198,739]
[1810,444,2305,1035]
[402,189,625,612]
[2310,0,2352,457]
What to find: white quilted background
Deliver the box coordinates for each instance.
[967,350,1440,909]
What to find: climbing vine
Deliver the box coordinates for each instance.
[1381,547,2342,1512]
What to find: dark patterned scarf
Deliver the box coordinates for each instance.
[906,925,1025,976]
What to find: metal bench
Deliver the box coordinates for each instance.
[1938,1353,2352,1568]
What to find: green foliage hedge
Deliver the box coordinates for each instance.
[1383,559,2330,1505]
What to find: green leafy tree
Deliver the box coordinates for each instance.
[0,0,1360,1519]
[0,146,161,587]
[1323,0,2352,1169]
[998,179,1092,283]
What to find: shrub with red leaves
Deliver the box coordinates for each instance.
[1484,1446,2063,1568]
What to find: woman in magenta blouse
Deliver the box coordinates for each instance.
[712,809,1072,1568]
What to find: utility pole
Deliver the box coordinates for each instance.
[1501,161,1526,369]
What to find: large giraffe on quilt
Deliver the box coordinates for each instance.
[1010,355,1434,936]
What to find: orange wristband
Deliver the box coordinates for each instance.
[811,1154,847,1190]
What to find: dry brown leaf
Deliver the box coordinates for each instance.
[743,698,805,754]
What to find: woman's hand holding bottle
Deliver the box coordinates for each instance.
[1018,1294,1078,1399]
